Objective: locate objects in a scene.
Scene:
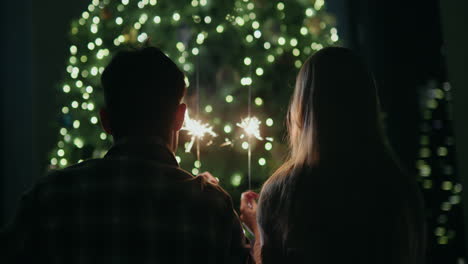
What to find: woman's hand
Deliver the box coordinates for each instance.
[240,191,260,235]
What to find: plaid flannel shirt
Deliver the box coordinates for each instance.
[1,140,251,264]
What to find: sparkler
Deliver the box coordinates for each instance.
[237,116,263,189]
[237,117,263,141]
[181,110,217,160]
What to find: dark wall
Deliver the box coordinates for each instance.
[1,0,87,226]
[440,1,468,258]
[32,0,89,185]
[1,0,33,227]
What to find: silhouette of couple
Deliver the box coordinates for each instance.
[1,47,425,264]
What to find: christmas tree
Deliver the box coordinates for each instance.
[48,0,339,201]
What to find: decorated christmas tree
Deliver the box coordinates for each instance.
[48,0,339,200]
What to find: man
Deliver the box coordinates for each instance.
[1,47,250,263]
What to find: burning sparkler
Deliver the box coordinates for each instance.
[181,110,217,154]
[237,116,263,140]
[237,116,263,189]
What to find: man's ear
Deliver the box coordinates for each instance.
[173,103,187,131]
[99,108,113,135]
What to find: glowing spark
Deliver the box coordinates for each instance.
[237,116,263,140]
[182,110,217,153]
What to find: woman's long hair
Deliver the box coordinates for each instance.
[258,47,425,264]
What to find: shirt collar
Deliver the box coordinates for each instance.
[104,137,179,167]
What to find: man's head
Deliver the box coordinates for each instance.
[100,47,186,145]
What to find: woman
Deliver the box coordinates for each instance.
[240,47,425,264]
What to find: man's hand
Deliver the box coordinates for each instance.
[240,191,259,235]
[198,171,220,185]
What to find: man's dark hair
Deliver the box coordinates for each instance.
[101,46,186,139]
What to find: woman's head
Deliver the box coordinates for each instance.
[288,47,384,166]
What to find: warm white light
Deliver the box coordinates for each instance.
[331,34,339,42]
[91,24,98,34]
[258,158,266,166]
[95,38,103,46]
[176,42,185,52]
[241,77,252,86]
[57,149,65,157]
[256,68,264,76]
[139,13,148,24]
[70,45,77,55]
[267,55,275,62]
[266,118,274,127]
[60,159,68,166]
[252,21,260,29]
[293,48,300,56]
[138,32,148,43]
[242,142,249,150]
[254,30,262,38]
[278,37,286,45]
[255,97,263,106]
[277,2,285,10]
[236,17,245,26]
[153,16,161,24]
[63,85,71,93]
[82,12,90,19]
[290,38,298,46]
[74,138,84,148]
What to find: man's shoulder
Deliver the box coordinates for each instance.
[38,159,231,203]
[43,157,190,180]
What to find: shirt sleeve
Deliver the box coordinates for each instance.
[0,189,39,263]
